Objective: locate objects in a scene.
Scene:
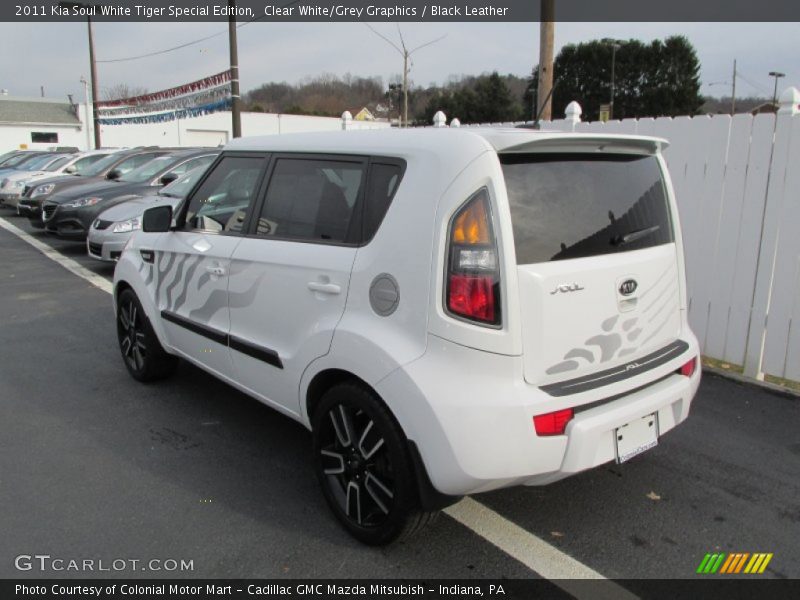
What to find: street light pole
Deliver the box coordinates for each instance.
[769,71,785,108]
[80,76,91,150]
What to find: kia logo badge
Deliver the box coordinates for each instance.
[619,279,638,296]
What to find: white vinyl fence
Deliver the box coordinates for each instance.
[446,87,800,381]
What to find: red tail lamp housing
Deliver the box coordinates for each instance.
[533,408,574,436]
[679,357,697,377]
[446,189,501,326]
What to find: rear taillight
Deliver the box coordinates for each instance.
[533,408,574,436]
[679,357,697,377]
[446,189,501,326]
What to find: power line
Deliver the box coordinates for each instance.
[96,0,300,64]
[735,69,771,96]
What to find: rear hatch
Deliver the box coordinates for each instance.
[501,148,683,390]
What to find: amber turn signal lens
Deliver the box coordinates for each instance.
[452,195,491,245]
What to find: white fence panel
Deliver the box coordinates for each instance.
[744,111,794,377]
[726,115,777,365]
[704,114,756,360]
[760,115,800,379]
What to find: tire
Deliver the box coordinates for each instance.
[116,288,178,382]
[311,382,439,545]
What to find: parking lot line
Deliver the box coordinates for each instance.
[0,218,113,295]
[0,215,636,595]
[445,498,636,599]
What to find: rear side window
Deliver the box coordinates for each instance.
[363,162,402,242]
[501,153,674,264]
[255,158,364,243]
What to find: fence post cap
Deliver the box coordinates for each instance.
[450,118,461,128]
[433,111,447,127]
[778,86,799,115]
[565,101,582,122]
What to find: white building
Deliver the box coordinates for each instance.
[0,93,389,153]
[0,94,86,151]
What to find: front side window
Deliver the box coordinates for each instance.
[255,158,364,243]
[183,156,264,234]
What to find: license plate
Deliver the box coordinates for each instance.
[615,413,659,463]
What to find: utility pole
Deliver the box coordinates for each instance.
[403,52,408,128]
[731,59,737,115]
[536,0,555,122]
[608,41,621,119]
[228,0,242,138]
[366,24,445,128]
[59,2,101,148]
[86,14,101,147]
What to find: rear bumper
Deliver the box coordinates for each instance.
[377,333,700,496]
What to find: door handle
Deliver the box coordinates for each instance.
[205,266,227,276]
[307,282,341,295]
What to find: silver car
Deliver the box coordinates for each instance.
[86,166,207,262]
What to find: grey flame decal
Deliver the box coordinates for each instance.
[189,273,265,323]
[545,262,680,376]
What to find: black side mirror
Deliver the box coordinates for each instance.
[159,172,178,186]
[106,168,121,180]
[142,205,173,233]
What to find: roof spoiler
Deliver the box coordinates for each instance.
[498,134,669,156]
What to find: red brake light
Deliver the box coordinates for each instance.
[533,409,574,436]
[679,357,697,377]
[446,189,501,326]
[448,274,496,322]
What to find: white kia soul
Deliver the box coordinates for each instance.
[114,128,700,545]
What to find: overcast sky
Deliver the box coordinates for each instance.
[1,21,798,106]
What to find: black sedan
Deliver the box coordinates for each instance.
[18,148,171,226]
[42,149,218,240]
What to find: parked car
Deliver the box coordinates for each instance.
[0,150,48,170]
[43,150,218,239]
[87,164,210,262]
[113,129,701,545]
[0,151,61,181]
[0,151,115,207]
[0,153,73,205]
[19,149,171,225]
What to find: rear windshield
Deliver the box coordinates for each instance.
[501,153,674,264]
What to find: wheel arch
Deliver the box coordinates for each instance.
[304,367,461,511]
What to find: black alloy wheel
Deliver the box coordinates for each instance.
[116,288,177,382]
[312,383,438,545]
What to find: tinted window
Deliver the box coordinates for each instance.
[110,152,163,177]
[363,162,402,241]
[31,132,58,143]
[118,156,176,183]
[69,154,105,174]
[255,158,364,243]
[184,156,264,234]
[45,156,71,171]
[501,153,674,264]
[164,154,215,179]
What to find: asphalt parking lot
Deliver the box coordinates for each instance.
[1,210,799,585]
